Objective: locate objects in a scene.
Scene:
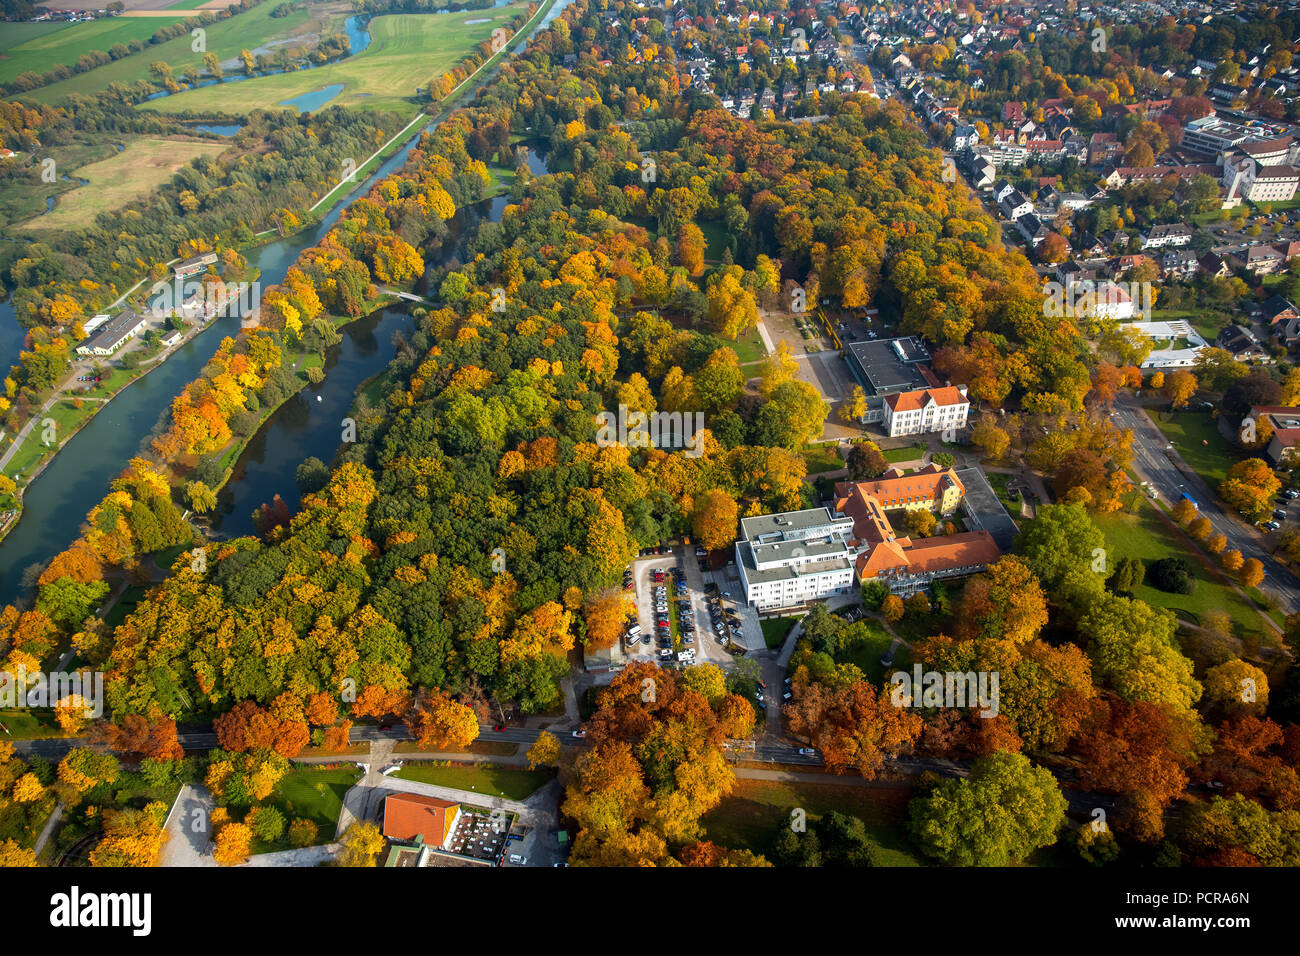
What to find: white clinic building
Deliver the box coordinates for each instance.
[734,509,857,612]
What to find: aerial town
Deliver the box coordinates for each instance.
[0,0,1290,928]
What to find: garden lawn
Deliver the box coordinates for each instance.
[800,442,843,475]
[834,617,905,684]
[883,442,927,463]
[1148,409,1243,489]
[702,778,923,866]
[393,763,554,800]
[1095,506,1270,636]
[263,766,362,842]
[760,615,801,649]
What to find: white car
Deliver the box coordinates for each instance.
[509,854,527,865]
[797,748,817,757]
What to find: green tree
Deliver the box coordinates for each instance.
[909,751,1066,866]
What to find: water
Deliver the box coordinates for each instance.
[0,0,574,601]
[209,308,410,537]
[278,83,345,113]
[344,15,371,56]
[0,298,27,376]
[189,123,244,137]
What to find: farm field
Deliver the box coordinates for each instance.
[0,16,189,85]
[23,1,344,103]
[18,135,229,232]
[140,8,530,117]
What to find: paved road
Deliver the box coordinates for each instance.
[1113,395,1299,616]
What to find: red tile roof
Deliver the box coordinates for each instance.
[383,793,459,845]
[884,386,967,413]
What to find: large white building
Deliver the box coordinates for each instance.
[881,385,970,438]
[735,509,857,612]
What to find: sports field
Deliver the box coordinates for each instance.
[0,16,189,84]
[139,7,529,117]
[18,135,229,232]
[22,1,347,103]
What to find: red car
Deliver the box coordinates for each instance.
[493,724,506,732]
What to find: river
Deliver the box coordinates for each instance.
[0,0,569,601]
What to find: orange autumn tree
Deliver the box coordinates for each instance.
[406,690,479,751]
[583,589,634,650]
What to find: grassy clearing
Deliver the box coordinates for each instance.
[702,778,923,866]
[1149,409,1242,489]
[1,397,104,483]
[141,7,530,118]
[0,708,66,740]
[732,324,766,364]
[18,136,229,232]
[1095,505,1269,636]
[25,2,332,103]
[393,762,554,800]
[833,617,904,684]
[0,17,189,84]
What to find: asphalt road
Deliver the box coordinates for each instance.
[1113,395,1300,615]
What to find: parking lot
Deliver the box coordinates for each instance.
[625,549,747,668]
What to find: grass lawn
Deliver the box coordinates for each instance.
[140,7,531,118]
[0,16,189,85]
[702,778,923,866]
[17,135,229,232]
[1149,409,1242,488]
[2,397,103,483]
[0,709,66,740]
[260,766,362,845]
[698,219,728,260]
[1154,308,1226,343]
[732,324,766,364]
[883,442,927,464]
[834,617,904,684]
[800,442,843,475]
[393,763,554,800]
[1095,505,1270,636]
[983,471,1024,514]
[26,2,334,103]
[760,614,802,649]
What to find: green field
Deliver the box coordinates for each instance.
[1095,506,1269,636]
[19,135,229,232]
[702,778,923,866]
[1149,409,1242,488]
[0,17,192,85]
[139,8,530,118]
[24,2,337,103]
[393,762,554,800]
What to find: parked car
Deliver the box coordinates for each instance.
[508,854,527,865]
[797,748,817,757]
